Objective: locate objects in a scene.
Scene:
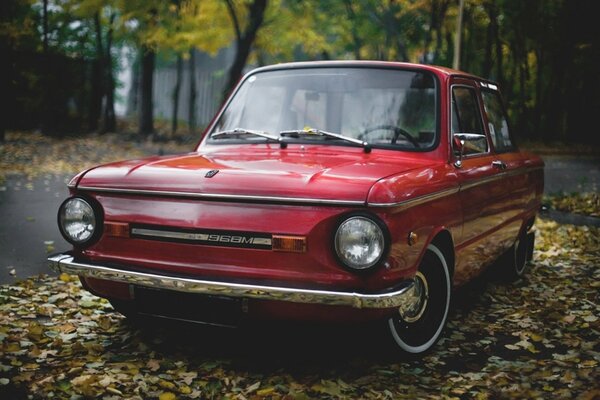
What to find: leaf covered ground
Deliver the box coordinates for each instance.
[545,192,600,218]
[0,131,191,182]
[0,219,599,399]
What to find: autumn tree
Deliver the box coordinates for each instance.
[223,0,268,99]
[143,0,231,134]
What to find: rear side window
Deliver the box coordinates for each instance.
[481,89,514,152]
[452,86,487,155]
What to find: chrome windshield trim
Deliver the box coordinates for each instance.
[76,186,365,207]
[368,187,460,209]
[48,254,416,310]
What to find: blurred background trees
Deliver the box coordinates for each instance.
[1,0,598,144]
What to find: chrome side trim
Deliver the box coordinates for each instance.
[76,186,365,207]
[461,166,543,191]
[367,166,541,209]
[368,187,460,209]
[48,254,416,310]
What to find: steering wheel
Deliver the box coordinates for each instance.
[360,125,420,148]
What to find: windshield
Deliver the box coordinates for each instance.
[209,67,438,150]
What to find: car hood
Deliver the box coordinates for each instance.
[76,146,433,203]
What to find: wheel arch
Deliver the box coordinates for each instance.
[427,229,455,280]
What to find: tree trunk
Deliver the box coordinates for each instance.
[462,8,472,72]
[188,48,196,135]
[89,60,102,132]
[482,2,497,78]
[533,47,544,139]
[171,54,183,136]
[223,0,268,101]
[127,54,140,117]
[445,30,453,67]
[494,27,503,89]
[40,0,52,135]
[343,0,362,59]
[453,0,465,70]
[42,0,48,54]
[90,13,105,133]
[139,46,155,136]
[423,0,438,62]
[433,0,449,64]
[100,13,116,133]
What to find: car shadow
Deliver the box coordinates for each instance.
[108,262,514,373]
[123,316,389,373]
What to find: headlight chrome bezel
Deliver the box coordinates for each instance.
[58,196,103,247]
[334,213,390,272]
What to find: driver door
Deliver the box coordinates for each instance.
[452,80,508,284]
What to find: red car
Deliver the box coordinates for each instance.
[49,61,543,355]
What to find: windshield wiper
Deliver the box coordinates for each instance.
[211,128,287,148]
[280,128,371,153]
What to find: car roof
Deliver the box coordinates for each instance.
[249,60,495,85]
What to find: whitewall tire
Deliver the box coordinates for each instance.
[387,243,451,355]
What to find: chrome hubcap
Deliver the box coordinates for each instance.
[398,271,429,323]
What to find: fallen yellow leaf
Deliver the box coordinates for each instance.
[159,392,177,400]
[257,387,276,396]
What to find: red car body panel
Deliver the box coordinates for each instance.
[52,61,544,324]
[77,147,434,202]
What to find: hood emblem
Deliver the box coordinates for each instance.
[205,169,219,178]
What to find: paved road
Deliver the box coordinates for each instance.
[0,174,71,284]
[0,155,598,284]
[543,155,599,194]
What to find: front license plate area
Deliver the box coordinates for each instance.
[133,286,244,327]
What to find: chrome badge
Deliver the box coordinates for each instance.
[205,169,219,178]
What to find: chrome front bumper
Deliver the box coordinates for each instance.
[48,254,417,310]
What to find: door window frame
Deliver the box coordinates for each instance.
[449,82,491,160]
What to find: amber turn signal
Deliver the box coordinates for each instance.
[272,235,307,253]
[408,231,418,246]
[104,222,130,238]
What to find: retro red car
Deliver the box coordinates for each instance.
[49,61,543,355]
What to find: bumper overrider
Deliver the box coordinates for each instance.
[48,254,418,310]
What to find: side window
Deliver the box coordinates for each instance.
[452,86,488,155]
[481,90,514,152]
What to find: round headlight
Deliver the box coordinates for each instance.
[335,216,386,270]
[59,197,97,245]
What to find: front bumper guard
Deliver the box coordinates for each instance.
[48,254,417,310]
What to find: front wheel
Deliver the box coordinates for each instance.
[386,243,451,355]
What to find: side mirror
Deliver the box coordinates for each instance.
[453,133,487,168]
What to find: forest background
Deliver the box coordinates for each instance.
[1,0,599,145]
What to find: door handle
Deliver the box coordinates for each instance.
[492,160,507,170]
